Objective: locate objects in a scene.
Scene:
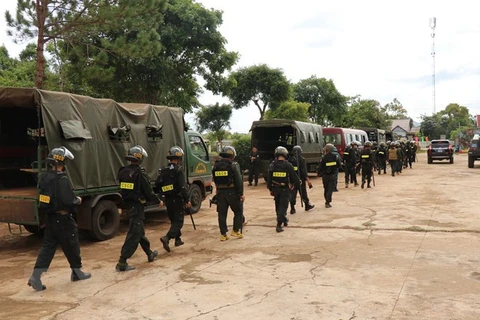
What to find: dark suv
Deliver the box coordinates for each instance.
[468,134,480,168]
[427,139,453,164]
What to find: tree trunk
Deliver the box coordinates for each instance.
[35,0,47,89]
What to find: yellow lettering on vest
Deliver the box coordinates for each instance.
[272,172,287,177]
[293,166,298,171]
[39,194,50,204]
[326,162,336,167]
[378,152,384,154]
[162,184,174,192]
[215,171,228,177]
[361,155,370,158]
[120,182,134,190]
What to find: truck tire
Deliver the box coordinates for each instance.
[23,224,44,237]
[90,200,120,241]
[189,184,202,214]
[468,157,474,168]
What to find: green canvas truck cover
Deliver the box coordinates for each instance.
[0,87,186,189]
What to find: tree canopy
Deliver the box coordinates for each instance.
[420,103,474,140]
[225,64,291,120]
[264,100,310,122]
[195,103,232,143]
[344,97,391,130]
[292,76,347,126]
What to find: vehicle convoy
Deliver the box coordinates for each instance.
[250,120,323,179]
[427,139,454,164]
[0,87,212,241]
[322,127,368,157]
[468,134,480,168]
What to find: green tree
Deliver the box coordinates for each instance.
[420,103,474,140]
[195,103,232,144]
[381,98,409,119]
[264,100,310,122]
[420,114,443,140]
[5,0,165,89]
[345,98,391,130]
[232,134,251,172]
[292,76,347,126]
[55,0,237,112]
[226,64,291,120]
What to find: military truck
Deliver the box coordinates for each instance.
[250,120,323,179]
[0,87,212,240]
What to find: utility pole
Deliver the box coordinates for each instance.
[430,17,437,114]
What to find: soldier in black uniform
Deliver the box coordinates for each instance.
[343,141,359,188]
[376,142,387,174]
[28,147,91,291]
[318,144,341,208]
[360,141,375,188]
[116,146,160,272]
[248,146,260,186]
[289,145,314,213]
[212,146,245,241]
[268,146,300,232]
[156,146,191,252]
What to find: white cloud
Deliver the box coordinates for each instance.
[2,0,479,133]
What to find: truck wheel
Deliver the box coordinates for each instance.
[189,184,203,214]
[468,157,474,168]
[23,224,44,237]
[90,200,120,241]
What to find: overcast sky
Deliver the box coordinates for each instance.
[2,0,479,133]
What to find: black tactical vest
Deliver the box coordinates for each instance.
[38,170,59,213]
[270,160,289,185]
[156,164,179,196]
[361,149,372,164]
[288,155,299,173]
[212,159,234,185]
[118,165,141,202]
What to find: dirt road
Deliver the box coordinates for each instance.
[1,153,480,320]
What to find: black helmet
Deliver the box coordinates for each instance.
[372,141,378,146]
[365,141,372,147]
[220,146,236,158]
[166,146,184,159]
[380,142,386,147]
[125,145,148,164]
[275,146,288,158]
[47,146,74,165]
[292,145,302,155]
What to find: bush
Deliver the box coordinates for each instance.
[233,135,251,173]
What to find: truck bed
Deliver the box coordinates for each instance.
[0,187,37,198]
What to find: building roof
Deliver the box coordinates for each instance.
[391,119,412,132]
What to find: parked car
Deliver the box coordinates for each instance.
[468,134,480,168]
[427,139,454,164]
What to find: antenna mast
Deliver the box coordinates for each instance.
[430,17,437,114]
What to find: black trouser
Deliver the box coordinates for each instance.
[345,164,357,185]
[289,179,310,206]
[389,160,398,175]
[120,203,151,262]
[34,214,82,272]
[333,170,339,190]
[248,164,259,185]
[322,174,335,204]
[408,155,414,168]
[216,189,243,235]
[165,196,185,240]
[362,164,373,185]
[377,158,386,173]
[273,187,289,223]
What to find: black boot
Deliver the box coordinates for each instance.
[116,261,135,272]
[284,218,289,227]
[160,236,171,252]
[290,204,296,214]
[71,268,92,282]
[148,250,158,262]
[361,181,365,189]
[276,222,284,233]
[305,203,315,211]
[28,269,46,291]
[175,238,184,247]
